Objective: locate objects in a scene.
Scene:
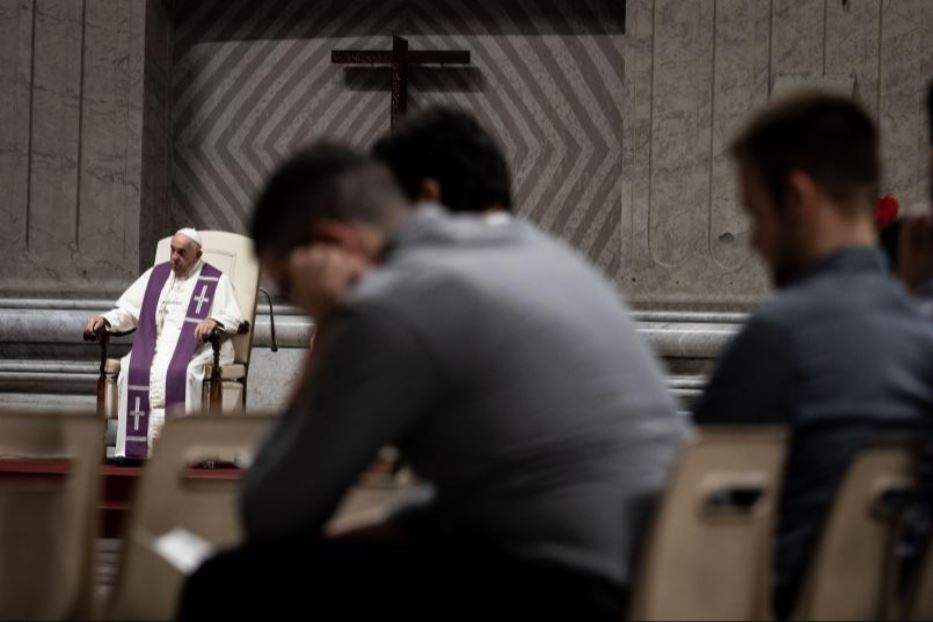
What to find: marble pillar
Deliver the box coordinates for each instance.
[0,0,167,296]
[621,0,933,308]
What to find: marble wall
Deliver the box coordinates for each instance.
[0,0,931,305]
[0,0,169,296]
[0,298,720,413]
[622,0,933,308]
[0,297,295,411]
[167,0,933,309]
[0,0,932,413]
[140,0,173,262]
[169,0,626,274]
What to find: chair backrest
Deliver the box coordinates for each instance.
[105,416,270,621]
[628,426,788,621]
[0,411,103,620]
[154,231,259,365]
[791,440,918,621]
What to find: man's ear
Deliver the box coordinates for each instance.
[418,178,442,205]
[787,169,822,219]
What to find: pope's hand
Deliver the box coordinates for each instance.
[287,245,367,323]
[194,318,219,342]
[84,316,109,339]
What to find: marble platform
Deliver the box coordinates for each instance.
[0,297,746,415]
[0,297,310,413]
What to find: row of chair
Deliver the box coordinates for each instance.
[632,428,933,621]
[0,413,267,620]
[0,411,425,621]
[0,412,929,620]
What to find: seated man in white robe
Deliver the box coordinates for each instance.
[83,228,244,458]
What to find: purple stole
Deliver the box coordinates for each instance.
[125,262,222,458]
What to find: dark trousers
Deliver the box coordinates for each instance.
[177,534,625,620]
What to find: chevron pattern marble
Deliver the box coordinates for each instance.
[170,0,625,272]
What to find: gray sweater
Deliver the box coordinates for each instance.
[241,208,684,586]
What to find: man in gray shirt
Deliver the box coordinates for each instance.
[693,92,933,618]
[179,143,683,619]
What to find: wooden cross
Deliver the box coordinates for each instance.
[332,36,470,129]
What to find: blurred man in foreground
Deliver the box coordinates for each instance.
[179,143,683,620]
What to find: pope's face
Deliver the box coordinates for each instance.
[170,234,201,276]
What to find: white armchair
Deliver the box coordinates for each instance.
[88,231,267,424]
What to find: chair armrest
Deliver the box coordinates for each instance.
[84,325,136,385]
[205,321,250,416]
[203,363,247,381]
[83,325,135,343]
[205,323,249,416]
[206,321,250,347]
[206,322,250,369]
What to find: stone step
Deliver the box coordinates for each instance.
[0,359,98,394]
[0,391,96,412]
[0,368,704,412]
[0,300,741,414]
[0,298,311,349]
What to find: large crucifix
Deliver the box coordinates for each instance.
[332,36,470,129]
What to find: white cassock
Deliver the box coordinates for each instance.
[102,259,243,457]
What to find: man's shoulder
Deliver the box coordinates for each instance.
[753,270,863,328]
[141,262,174,280]
[391,214,596,282]
[197,261,226,278]
[748,269,933,366]
[342,230,525,341]
[348,252,476,317]
[132,264,163,286]
[400,210,536,255]
[741,282,851,355]
[728,307,791,357]
[210,266,233,284]
[357,215,620,314]
[752,289,809,328]
[767,265,924,323]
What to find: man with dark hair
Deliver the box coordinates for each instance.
[372,106,512,214]
[693,92,933,618]
[179,142,683,619]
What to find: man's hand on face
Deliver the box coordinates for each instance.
[287,244,367,323]
[84,316,109,339]
[898,215,933,291]
[194,318,219,343]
